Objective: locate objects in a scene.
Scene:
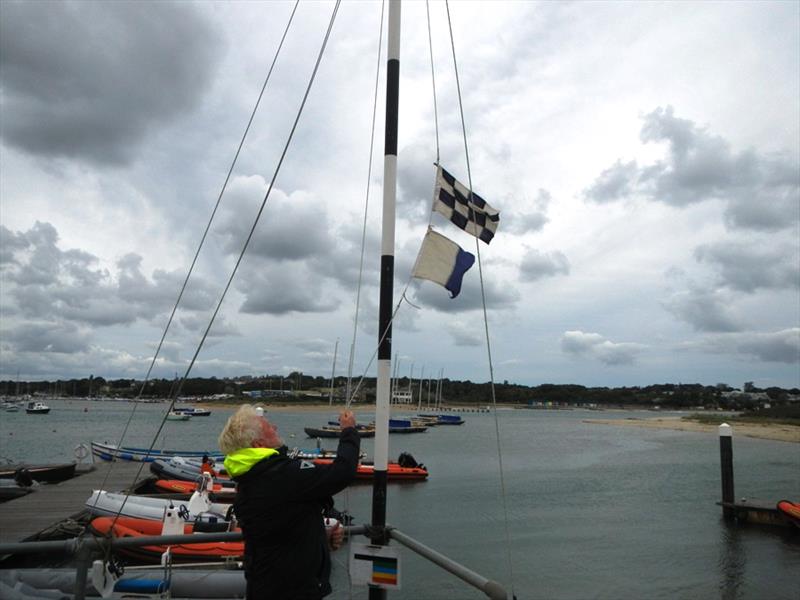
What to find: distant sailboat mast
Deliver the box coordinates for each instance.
[328,338,338,406]
[417,365,425,411]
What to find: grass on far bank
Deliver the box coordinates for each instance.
[684,406,800,428]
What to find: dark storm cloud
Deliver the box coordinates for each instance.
[685,329,799,364]
[446,321,484,347]
[0,1,222,165]
[662,289,743,333]
[560,330,645,366]
[2,321,92,353]
[694,242,800,293]
[307,221,381,288]
[178,314,241,338]
[237,265,339,315]
[217,188,336,263]
[519,249,570,282]
[1,222,217,330]
[584,107,800,231]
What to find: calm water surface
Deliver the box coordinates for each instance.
[1,400,798,599]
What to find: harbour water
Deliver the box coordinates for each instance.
[1,399,798,599]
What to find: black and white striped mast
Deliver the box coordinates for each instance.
[371,0,400,597]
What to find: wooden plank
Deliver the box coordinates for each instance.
[0,461,152,544]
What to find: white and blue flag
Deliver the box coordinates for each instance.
[412,229,475,299]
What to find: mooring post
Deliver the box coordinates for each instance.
[73,537,92,600]
[719,423,735,520]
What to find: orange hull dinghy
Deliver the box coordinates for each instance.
[312,459,428,481]
[154,479,236,498]
[777,500,800,528]
[89,516,242,564]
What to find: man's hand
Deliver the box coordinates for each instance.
[327,521,344,551]
[339,410,356,430]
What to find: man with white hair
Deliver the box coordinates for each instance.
[219,404,359,599]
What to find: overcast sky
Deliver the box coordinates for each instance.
[1,0,798,390]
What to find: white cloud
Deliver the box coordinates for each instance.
[561,331,647,366]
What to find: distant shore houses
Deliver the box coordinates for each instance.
[242,389,293,399]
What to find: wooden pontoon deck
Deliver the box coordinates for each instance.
[0,461,150,544]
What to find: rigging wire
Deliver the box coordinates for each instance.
[426,0,441,165]
[167,0,342,413]
[345,0,386,410]
[89,0,301,531]
[445,1,517,596]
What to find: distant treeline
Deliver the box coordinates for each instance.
[1,374,798,410]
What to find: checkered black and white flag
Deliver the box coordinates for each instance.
[432,165,499,244]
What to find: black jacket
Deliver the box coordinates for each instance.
[232,428,360,599]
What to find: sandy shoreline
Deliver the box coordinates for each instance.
[584,417,800,443]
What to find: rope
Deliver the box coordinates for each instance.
[445,1,516,596]
[169,0,341,404]
[426,0,441,165]
[88,0,331,539]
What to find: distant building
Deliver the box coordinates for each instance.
[392,390,413,404]
[242,390,293,399]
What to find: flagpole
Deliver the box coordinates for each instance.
[372,2,400,598]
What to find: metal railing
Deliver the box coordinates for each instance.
[0,524,508,599]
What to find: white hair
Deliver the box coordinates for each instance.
[218,404,264,454]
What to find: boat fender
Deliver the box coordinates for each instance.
[162,503,184,536]
[91,559,122,599]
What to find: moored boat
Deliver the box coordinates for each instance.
[387,418,428,433]
[172,406,212,416]
[153,479,237,498]
[0,462,76,484]
[150,458,234,486]
[88,516,242,564]
[0,568,247,599]
[312,458,428,481]
[777,500,800,528]
[90,440,224,463]
[419,413,465,425]
[167,410,191,421]
[85,489,230,521]
[25,401,50,414]
[0,477,35,502]
[304,426,376,439]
